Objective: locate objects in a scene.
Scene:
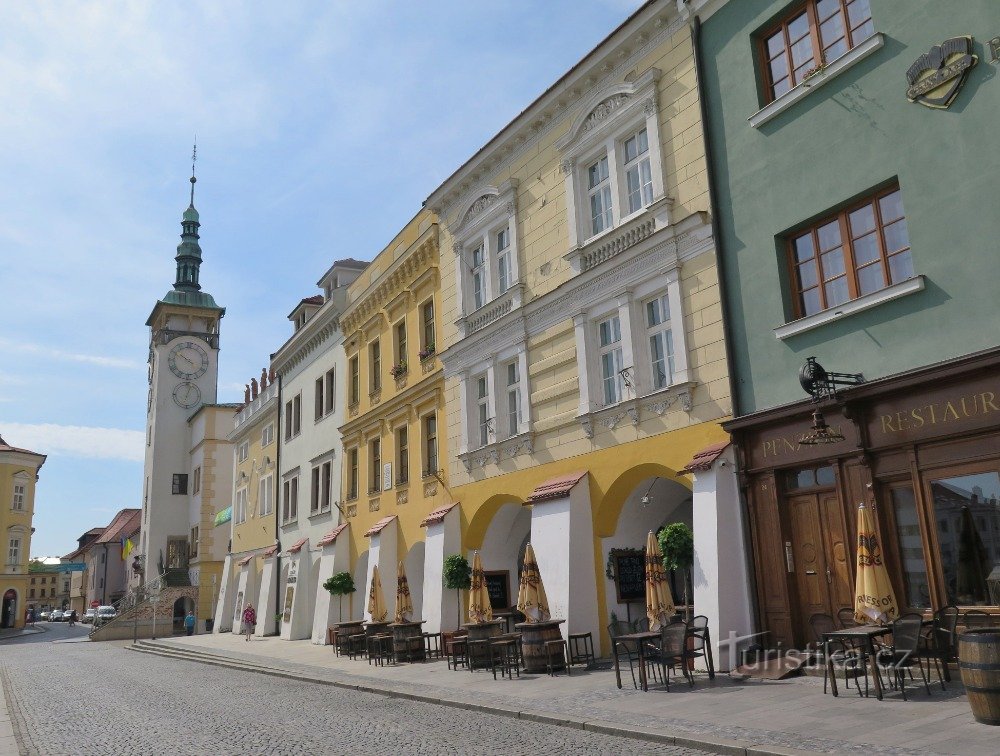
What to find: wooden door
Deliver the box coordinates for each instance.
[788,494,832,643]
[820,492,854,614]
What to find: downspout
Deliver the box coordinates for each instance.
[274,370,282,632]
[691,14,761,633]
[101,543,110,605]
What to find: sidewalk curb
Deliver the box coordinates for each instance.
[128,640,826,756]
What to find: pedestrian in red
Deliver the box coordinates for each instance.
[241,603,256,641]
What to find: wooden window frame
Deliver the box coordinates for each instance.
[787,185,911,319]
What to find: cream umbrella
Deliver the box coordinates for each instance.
[394,561,414,623]
[854,503,899,625]
[645,530,676,632]
[367,564,388,623]
[516,543,551,623]
[468,551,493,623]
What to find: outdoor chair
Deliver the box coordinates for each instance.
[367,634,395,667]
[686,615,716,679]
[919,605,957,687]
[810,612,862,695]
[837,608,857,629]
[875,613,931,701]
[544,638,569,677]
[422,631,442,660]
[568,631,596,668]
[445,633,468,671]
[650,621,689,690]
[608,620,641,689]
[632,616,650,633]
[491,637,521,679]
[347,631,368,660]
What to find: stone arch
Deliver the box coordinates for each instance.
[2,588,18,628]
[465,493,525,550]
[593,462,690,538]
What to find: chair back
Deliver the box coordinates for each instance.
[809,613,837,645]
[891,613,923,655]
[964,609,993,629]
[687,615,709,651]
[607,620,631,640]
[659,621,687,658]
[632,616,650,633]
[836,607,857,629]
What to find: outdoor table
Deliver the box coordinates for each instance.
[515,619,566,674]
[328,620,364,648]
[613,630,660,692]
[823,624,892,700]
[462,620,504,669]
[389,620,426,662]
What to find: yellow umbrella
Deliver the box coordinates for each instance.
[367,564,388,623]
[645,530,676,631]
[394,561,414,623]
[854,503,899,625]
[516,543,551,623]
[468,551,493,624]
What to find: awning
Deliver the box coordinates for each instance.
[316,524,348,547]
[214,506,232,527]
[420,502,459,527]
[682,441,731,473]
[286,537,308,554]
[526,471,587,504]
[364,515,397,537]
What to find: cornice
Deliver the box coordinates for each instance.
[339,378,443,439]
[271,304,343,377]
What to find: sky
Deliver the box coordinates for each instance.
[1,1,644,558]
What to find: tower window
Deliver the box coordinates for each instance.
[172,474,188,495]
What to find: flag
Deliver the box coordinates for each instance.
[122,537,134,561]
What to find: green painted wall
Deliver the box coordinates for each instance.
[700,0,1000,414]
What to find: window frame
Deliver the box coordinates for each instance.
[423,413,438,477]
[237,441,249,463]
[192,466,202,495]
[171,474,188,495]
[282,476,298,524]
[505,360,521,438]
[370,339,382,394]
[235,486,248,524]
[349,355,361,404]
[644,292,675,391]
[597,314,625,406]
[421,300,435,354]
[396,425,409,485]
[7,536,20,566]
[394,320,407,369]
[324,367,336,414]
[261,423,274,447]
[12,483,25,511]
[347,447,359,500]
[259,474,274,517]
[369,437,382,494]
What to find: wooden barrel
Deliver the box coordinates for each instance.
[517,620,565,674]
[390,622,425,662]
[959,629,1000,726]
[464,621,503,668]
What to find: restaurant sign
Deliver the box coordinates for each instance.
[867,379,1000,448]
[906,36,977,109]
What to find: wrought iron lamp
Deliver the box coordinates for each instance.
[797,357,864,445]
[799,408,844,445]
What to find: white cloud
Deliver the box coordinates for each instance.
[1,422,144,462]
[0,339,143,371]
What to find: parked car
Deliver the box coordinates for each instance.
[38,609,51,621]
[49,610,64,622]
[81,608,97,624]
[94,606,117,626]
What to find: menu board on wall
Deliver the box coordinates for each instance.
[484,570,510,610]
[611,550,645,603]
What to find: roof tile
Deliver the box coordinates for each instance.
[317,524,348,547]
[682,441,731,473]
[420,502,459,527]
[364,515,397,537]
[527,471,587,504]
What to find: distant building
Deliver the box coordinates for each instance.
[83,509,141,607]
[1,432,46,629]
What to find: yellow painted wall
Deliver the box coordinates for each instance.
[231,403,278,555]
[1,448,44,629]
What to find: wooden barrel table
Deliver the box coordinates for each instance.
[959,628,1000,725]
[390,621,426,662]
[329,620,364,648]
[516,619,566,674]
[463,620,504,669]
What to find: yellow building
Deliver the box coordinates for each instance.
[338,210,450,625]
[425,1,749,658]
[1,432,46,629]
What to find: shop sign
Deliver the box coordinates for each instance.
[744,417,853,470]
[906,36,977,109]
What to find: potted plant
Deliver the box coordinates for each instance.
[659,523,694,620]
[323,571,356,623]
[419,343,435,361]
[442,554,471,629]
[389,361,407,379]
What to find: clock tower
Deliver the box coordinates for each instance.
[139,164,225,581]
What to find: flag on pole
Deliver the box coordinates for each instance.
[122,537,134,561]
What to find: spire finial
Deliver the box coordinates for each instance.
[189,139,197,207]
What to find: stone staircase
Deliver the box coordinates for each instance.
[88,571,198,642]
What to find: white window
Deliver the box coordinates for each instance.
[598,315,624,405]
[497,228,512,294]
[234,487,248,525]
[315,376,325,421]
[259,474,274,517]
[324,368,336,414]
[261,423,274,447]
[284,394,301,440]
[311,467,321,514]
[7,537,20,565]
[321,461,332,512]
[282,477,298,524]
[475,374,490,447]
[505,361,521,437]
[471,244,487,310]
[588,155,613,236]
[645,293,674,390]
[237,441,249,463]
[12,484,25,511]
[622,127,653,216]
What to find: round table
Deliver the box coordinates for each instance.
[389,621,426,662]
[515,619,566,673]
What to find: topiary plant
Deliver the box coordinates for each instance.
[658,523,695,619]
[442,554,472,628]
[323,571,356,623]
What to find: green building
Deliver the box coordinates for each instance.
[697,0,1000,646]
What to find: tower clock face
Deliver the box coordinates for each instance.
[168,341,209,379]
[172,381,202,409]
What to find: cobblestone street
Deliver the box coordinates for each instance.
[0,640,704,755]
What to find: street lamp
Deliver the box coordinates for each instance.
[797,357,864,446]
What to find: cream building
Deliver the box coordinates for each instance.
[1,433,45,629]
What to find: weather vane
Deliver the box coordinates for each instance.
[189,139,197,206]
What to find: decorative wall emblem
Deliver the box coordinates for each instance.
[905,37,977,109]
[582,94,629,131]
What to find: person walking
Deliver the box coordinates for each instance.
[68,609,77,627]
[184,610,196,636]
[241,603,256,641]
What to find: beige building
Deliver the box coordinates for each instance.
[1,432,46,629]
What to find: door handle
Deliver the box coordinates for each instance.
[826,568,832,584]
[784,542,794,573]
[805,570,817,575]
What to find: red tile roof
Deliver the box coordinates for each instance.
[262,545,279,558]
[95,509,142,545]
[301,295,324,306]
[527,471,587,504]
[682,441,731,473]
[236,552,257,567]
[0,432,46,464]
[420,502,459,527]
[317,524,348,547]
[286,537,308,554]
[364,515,397,537]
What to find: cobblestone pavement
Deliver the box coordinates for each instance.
[0,641,706,756]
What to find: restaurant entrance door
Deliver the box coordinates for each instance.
[786,488,852,644]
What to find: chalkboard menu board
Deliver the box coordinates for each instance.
[484,570,510,610]
[611,550,645,603]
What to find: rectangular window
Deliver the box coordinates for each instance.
[396,426,409,485]
[370,340,381,393]
[598,315,624,405]
[311,466,321,513]
[588,155,613,237]
[261,423,274,447]
[424,413,438,476]
[645,294,674,390]
[282,477,298,523]
[506,361,521,437]
[190,526,199,558]
[475,374,490,447]
[192,467,202,495]
[293,394,301,436]
[760,0,875,102]
[888,486,930,609]
[348,448,359,500]
[789,186,912,318]
[321,461,332,512]
[315,377,324,420]
[324,368,335,414]
[421,300,435,354]
[12,484,25,510]
[622,128,653,215]
[235,487,248,524]
[284,399,293,440]
[395,320,407,367]
[497,227,512,294]
[259,475,273,517]
[171,474,188,495]
[369,438,381,493]
[7,538,19,565]
[237,441,249,463]
[349,355,360,404]
[471,244,486,310]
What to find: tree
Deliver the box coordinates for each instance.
[658,523,694,620]
[323,572,356,623]
[442,554,471,629]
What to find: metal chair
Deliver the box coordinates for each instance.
[650,621,689,690]
[608,620,640,688]
[568,631,596,668]
[837,607,857,629]
[685,615,715,679]
[921,605,957,687]
[810,612,861,695]
[876,613,931,701]
[963,609,993,629]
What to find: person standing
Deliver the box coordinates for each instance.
[184,610,196,636]
[241,603,256,641]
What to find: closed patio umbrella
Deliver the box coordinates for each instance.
[394,561,414,623]
[367,564,388,623]
[516,543,551,623]
[645,530,676,631]
[468,551,493,623]
[854,503,899,625]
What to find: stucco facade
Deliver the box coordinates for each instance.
[1,434,45,629]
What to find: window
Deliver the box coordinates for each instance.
[282,477,298,524]
[622,128,653,215]
[235,487,248,524]
[587,155,613,236]
[315,377,325,421]
[370,340,381,393]
[347,448,359,500]
[475,374,491,447]
[6,537,19,565]
[261,423,274,447]
[789,187,912,318]
[259,474,273,517]
[760,0,875,101]
[395,321,407,367]
[471,244,487,310]
[29,589,35,598]
[497,228,512,294]
[171,474,188,495]
[349,355,360,404]
[369,438,381,494]
[396,426,409,485]
[12,484,25,511]
[284,394,301,439]
[598,315,624,405]
[190,526,199,558]
[421,300,435,354]
[192,466,202,495]
[888,486,930,609]
[324,368,335,414]
[505,361,521,437]
[423,414,438,476]
[50,588,55,598]
[311,467,321,514]
[321,461,332,512]
[237,442,249,463]
[645,294,674,390]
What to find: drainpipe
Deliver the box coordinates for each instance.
[101,543,110,605]
[274,370,282,631]
[691,14,761,633]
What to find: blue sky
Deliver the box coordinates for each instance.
[1,1,643,557]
